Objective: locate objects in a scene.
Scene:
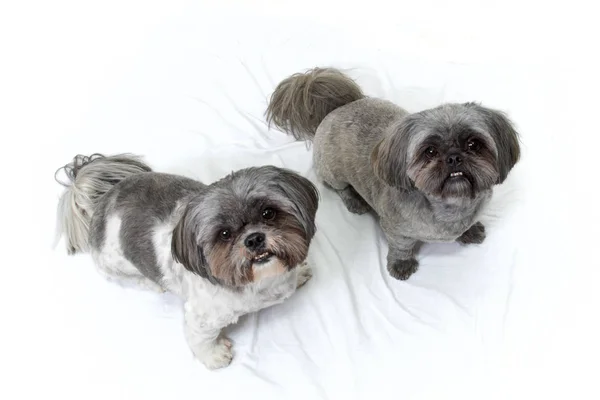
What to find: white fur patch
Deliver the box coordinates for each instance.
[93,215,139,277]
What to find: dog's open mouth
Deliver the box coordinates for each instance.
[252,251,273,264]
[444,171,472,189]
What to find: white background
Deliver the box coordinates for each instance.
[1,1,599,399]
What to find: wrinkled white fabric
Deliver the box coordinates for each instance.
[4,1,598,400]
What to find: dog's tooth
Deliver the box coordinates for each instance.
[254,252,270,261]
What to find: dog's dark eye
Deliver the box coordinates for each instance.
[425,146,438,158]
[467,139,480,151]
[262,208,276,220]
[219,230,232,241]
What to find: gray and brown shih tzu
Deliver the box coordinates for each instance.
[54,154,319,369]
[266,67,520,280]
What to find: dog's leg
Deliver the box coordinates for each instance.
[336,186,372,215]
[323,181,371,214]
[456,221,486,245]
[386,237,420,280]
[184,306,235,370]
[99,270,165,292]
[121,275,165,293]
[94,253,165,293]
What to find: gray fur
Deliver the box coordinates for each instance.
[56,154,319,289]
[54,153,152,254]
[267,67,521,280]
[265,67,364,140]
[462,102,521,183]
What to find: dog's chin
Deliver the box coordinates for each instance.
[235,230,309,285]
[416,171,479,200]
[250,255,288,282]
[441,172,474,198]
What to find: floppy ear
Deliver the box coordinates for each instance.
[371,116,417,189]
[272,169,320,240]
[465,102,521,183]
[171,205,218,283]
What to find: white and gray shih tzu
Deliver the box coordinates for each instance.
[54,154,319,369]
[266,67,520,280]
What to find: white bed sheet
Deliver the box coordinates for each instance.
[4,1,599,400]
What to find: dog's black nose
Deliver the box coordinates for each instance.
[244,232,266,250]
[446,154,463,166]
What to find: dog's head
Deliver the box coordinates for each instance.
[171,166,319,288]
[372,102,520,199]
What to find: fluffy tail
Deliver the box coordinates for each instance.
[54,153,152,254]
[266,67,364,141]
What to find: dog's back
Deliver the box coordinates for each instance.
[312,98,408,206]
[90,173,205,284]
[314,97,406,162]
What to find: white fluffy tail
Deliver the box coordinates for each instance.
[54,153,152,254]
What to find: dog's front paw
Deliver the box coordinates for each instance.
[457,222,486,245]
[296,262,313,288]
[194,337,233,370]
[387,258,419,280]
